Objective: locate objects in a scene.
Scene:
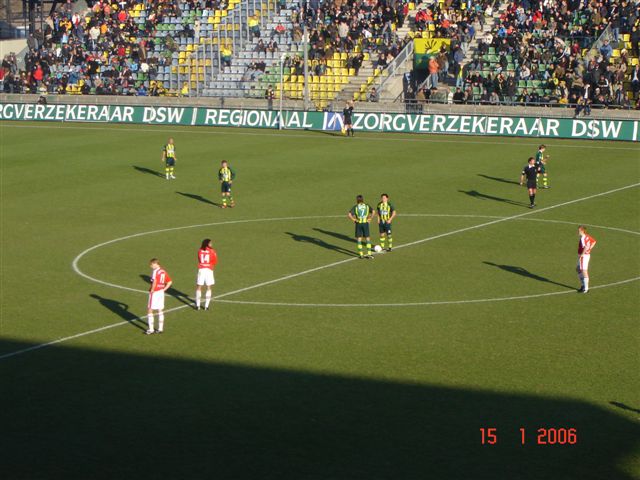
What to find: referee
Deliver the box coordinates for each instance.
[520,157,541,208]
[343,101,354,137]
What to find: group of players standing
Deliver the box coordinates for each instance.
[145,139,235,334]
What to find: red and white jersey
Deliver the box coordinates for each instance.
[197,247,218,270]
[578,234,596,255]
[150,267,171,292]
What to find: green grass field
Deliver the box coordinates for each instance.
[1,121,639,480]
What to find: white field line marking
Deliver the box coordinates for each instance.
[2,122,640,151]
[215,277,640,307]
[2,184,638,361]
[74,214,640,296]
[71,215,345,294]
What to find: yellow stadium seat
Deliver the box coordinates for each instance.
[348,68,355,76]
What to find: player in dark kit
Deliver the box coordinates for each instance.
[218,160,236,208]
[377,193,396,251]
[520,157,541,208]
[161,137,177,180]
[535,144,549,188]
[348,195,374,258]
[343,101,354,137]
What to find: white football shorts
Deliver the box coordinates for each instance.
[148,290,165,310]
[577,254,590,272]
[196,268,215,286]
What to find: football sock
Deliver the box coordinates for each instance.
[380,237,385,249]
[165,167,170,178]
[147,314,154,331]
[542,175,548,187]
[195,290,201,307]
[388,235,393,248]
[158,313,164,332]
[170,167,175,177]
[366,241,372,255]
[205,290,212,308]
[229,194,234,204]
[583,277,589,291]
[529,194,535,205]
[222,197,227,206]
[357,240,363,257]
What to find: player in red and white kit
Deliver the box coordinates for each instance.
[576,226,596,293]
[147,258,173,334]
[195,238,218,310]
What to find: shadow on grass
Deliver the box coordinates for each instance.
[459,189,527,207]
[483,262,576,290]
[313,227,356,244]
[477,174,520,185]
[132,165,164,178]
[176,191,221,208]
[0,339,638,479]
[140,274,193,308]
[285,232,356,257]
[89,294,146,331]
[610,401,640,414]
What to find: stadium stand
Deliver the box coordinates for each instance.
[2,0,639,111]
[452,0,640,109]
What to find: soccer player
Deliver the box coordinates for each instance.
[576,225,597,293]
[377,193,396,251]
[161,137,177,180]
[343,101,354,137]
[348,195,374,259]
[195,238,218,310]
[146,258,173,334]
[535,144,550,188]
[520,157,540,208]
[218,160,236,208]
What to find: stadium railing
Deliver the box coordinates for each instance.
[2,93,638,120]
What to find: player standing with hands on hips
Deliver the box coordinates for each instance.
[219,160,236,208]
[146,258,172,334]
[195,239,218,310]
[576,226,596,293]
[520,157,540,208]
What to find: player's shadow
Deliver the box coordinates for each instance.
[459,189,527,207]
[89,294,146,331]
[285,232,357,257]
[139,275,194,307]
[483,262,575,289]
[477,174,520,185]
[610,401,640,414]
[132,165,164,178]
[176,191,221,208]
[312,228,357,244]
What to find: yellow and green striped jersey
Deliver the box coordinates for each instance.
[350,203,372,223]
[163,143,176,158]
[218,166,236,182]
[377,201,395,222]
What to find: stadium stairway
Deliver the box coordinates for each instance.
[335,0,430,104]
[201,1,299,98]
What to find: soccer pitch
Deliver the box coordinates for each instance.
[1,121,639,479]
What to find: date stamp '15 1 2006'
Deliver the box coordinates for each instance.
[480,427,578,445]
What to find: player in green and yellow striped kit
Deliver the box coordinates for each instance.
[377,193,396,252]
[218,160,236,208]
[348,195,374,259]
[535,144,549,188]
[161,138,176,180]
